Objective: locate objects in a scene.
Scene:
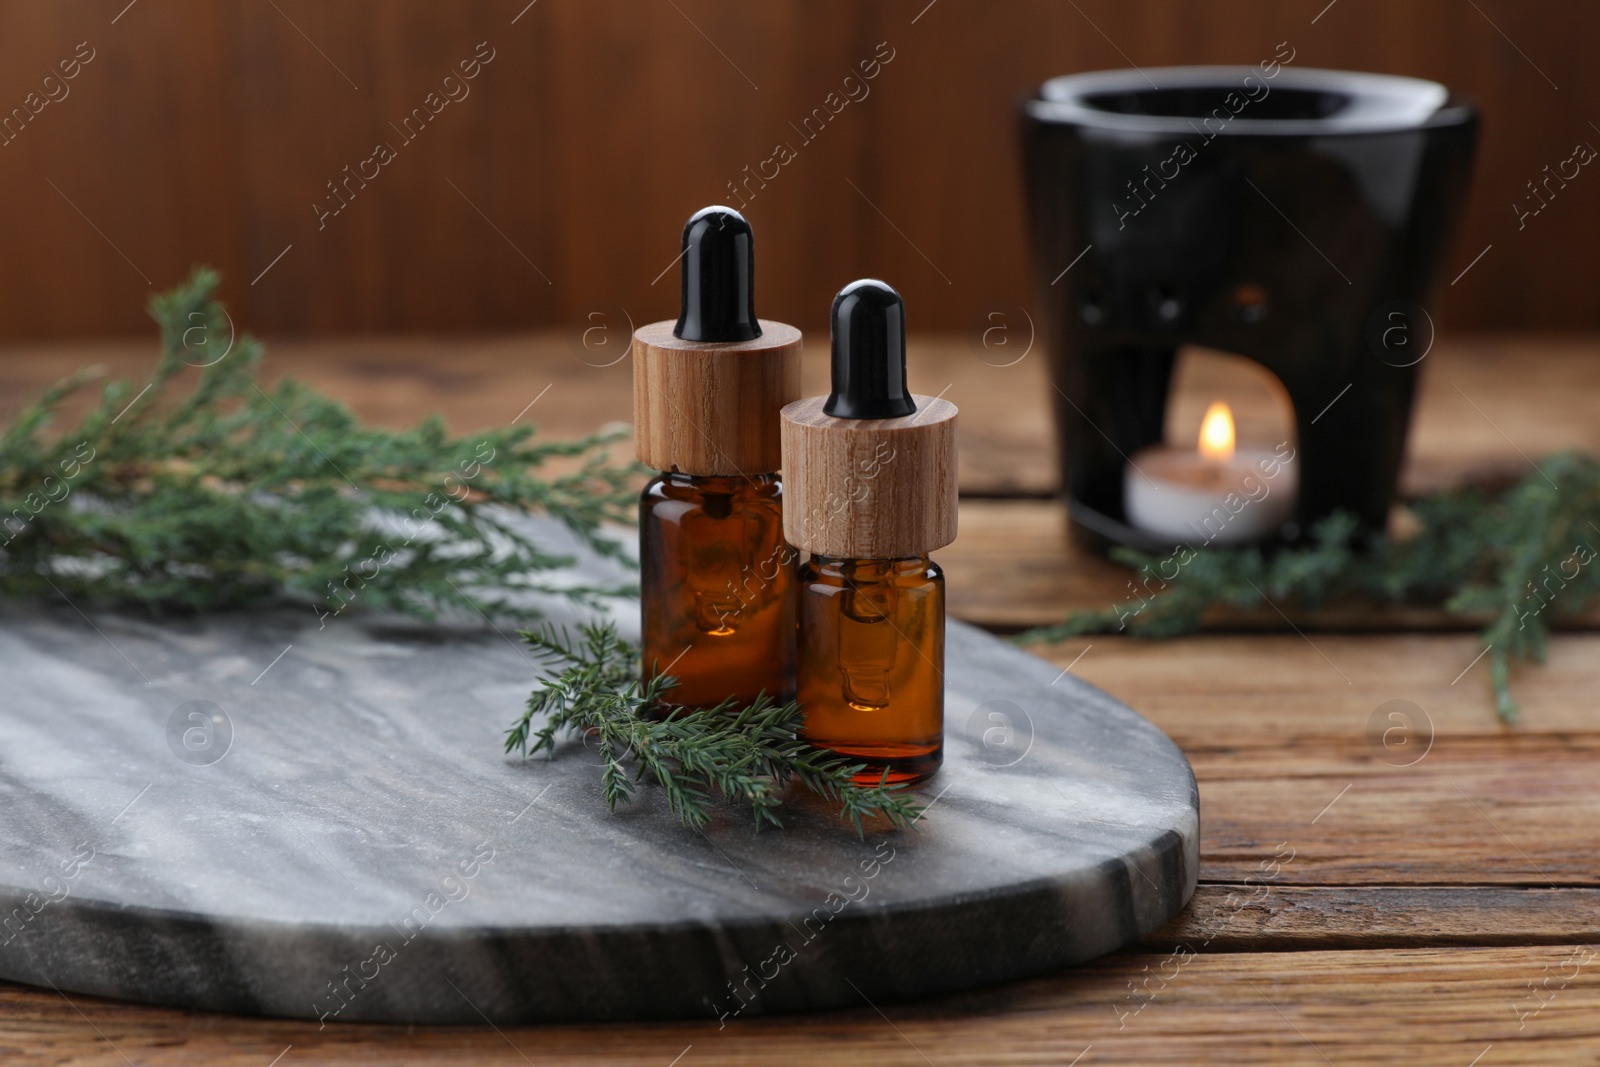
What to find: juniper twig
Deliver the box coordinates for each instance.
[1019,453,1600,723]
[0,267,640,623]
[504,620,924,835]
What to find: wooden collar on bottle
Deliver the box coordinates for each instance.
[632,319,803,476]
[780,395,958,559]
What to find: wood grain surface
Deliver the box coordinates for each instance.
[2,331,1597,1064]
[0,0,1597,337]
[2,946,1594,1065]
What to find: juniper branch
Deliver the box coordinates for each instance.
[1019,454,1600,723]
[0,268,640,622]
[504,620,925,834]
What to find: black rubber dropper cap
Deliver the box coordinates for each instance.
[673,206,761,343]
[824,279,917,419]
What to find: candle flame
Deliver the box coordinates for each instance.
[1198,401,1235,462]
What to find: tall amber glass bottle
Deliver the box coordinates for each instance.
[780,280,958,784]
[633,207,802,708]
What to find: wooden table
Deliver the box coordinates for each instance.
[2,333,1598,1065]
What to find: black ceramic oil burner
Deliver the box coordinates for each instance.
[1020,65,1477,550]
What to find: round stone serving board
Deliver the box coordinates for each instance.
[0,600,1197,1024]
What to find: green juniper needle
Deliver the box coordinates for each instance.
[1019,456,1600,724]
[0,268,638,621]
[504,620,924,835]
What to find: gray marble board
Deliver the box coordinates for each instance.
[0,597,1198,1025]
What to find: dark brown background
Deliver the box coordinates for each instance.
[0,0,1591,338]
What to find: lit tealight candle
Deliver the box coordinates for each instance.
[1124,401,1298,545]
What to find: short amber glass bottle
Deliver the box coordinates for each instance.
[796,554,943,784]
[780,279,958,786]
[640,471,797,707]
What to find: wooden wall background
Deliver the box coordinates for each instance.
[0,0,1594,339]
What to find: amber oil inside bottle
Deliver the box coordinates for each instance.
[640,470,797,709]
[796,553,943,784]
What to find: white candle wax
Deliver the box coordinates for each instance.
[1124,444,1297,545]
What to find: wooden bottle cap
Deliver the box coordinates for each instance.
[632,319,803,476]
[780,394,958,559]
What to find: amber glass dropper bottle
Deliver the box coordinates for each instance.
[632,207,803,709]
[780,280,958,784]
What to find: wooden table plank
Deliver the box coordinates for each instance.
[2,945,1594,1066]
[1024,633,1600,887]
[1197,764,1597,885]
[943,499,1600,632]
[1144,885,1600,951]
[1035,633,1600,753]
